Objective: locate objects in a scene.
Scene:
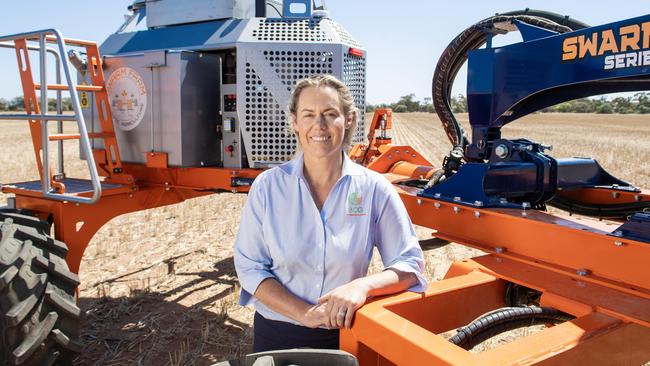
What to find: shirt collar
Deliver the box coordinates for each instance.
[279,151,365,179]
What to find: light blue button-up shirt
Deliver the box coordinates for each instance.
[234,152,427,324]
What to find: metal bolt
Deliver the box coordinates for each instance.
[405,150,410,154]
[128,193,133,198]
[614,240,624,247]
[417,199,422,206]
[434,202,441,209]
[453,206,460,214]
[388,155,393,160]
[576,268,590,276]
[474,200,483,207]
[612,191,620,198]
[634,194,642,202]
[495,247,505,253]
[75,203,80,207]
[521,211,527,217]
[395,150,400,154]
[412,154,417,158]
[474,211,481,218]
[494,144,509,158]
[453,196,461,202]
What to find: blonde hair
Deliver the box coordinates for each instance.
[288,75,358,148]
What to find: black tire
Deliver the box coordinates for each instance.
[0,210,82,365]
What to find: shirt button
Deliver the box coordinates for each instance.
[318,243,323,248]
[317,265,322,271]
[316,284,321,289]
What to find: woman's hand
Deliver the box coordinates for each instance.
[317,279,370,329]
[299,303,330,328]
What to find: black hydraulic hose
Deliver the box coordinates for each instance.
[432,10,588,164]
[548,195,650,220]
[448,306,574,350]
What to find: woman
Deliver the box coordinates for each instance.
[234,75,426,352]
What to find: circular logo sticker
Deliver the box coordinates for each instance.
[106,67,147,131]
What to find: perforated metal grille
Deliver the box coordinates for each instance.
[329,20,363,48]
[344,53,366,142]
[251,18,332,42]
[264,50,334,87]
[243,63,296,163]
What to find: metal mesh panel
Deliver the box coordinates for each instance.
[329,20,363,48]
[344,52,366,142]
[243,63,296,164]
[251,18,332,42]
[264,49,334,86]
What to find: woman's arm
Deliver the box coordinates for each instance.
[317,268,417,329]
[255,278,329,328]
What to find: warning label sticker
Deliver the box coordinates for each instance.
[106,67,147,131]
[80,91,89,109]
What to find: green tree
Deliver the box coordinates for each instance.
[393,104,408,113]
[8,96,24,111]
[612,96,633,114]
[0,98,8,111]
[451,94,467,113]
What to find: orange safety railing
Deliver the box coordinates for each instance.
[0,29,126,204]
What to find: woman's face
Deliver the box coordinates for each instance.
[292,86,351,160]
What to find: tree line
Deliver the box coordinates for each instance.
[0,96,75,112]
[367,92,650,114]
[3,93,650,114]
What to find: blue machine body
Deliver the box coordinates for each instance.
[420,14,649,214]
[467,14,650,138]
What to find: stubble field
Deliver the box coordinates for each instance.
[0,112,648,365]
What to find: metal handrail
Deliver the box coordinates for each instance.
[0,29,101,204]
[0,42,65,174]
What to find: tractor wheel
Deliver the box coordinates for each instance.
[0,210,82,365]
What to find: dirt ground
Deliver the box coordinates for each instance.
[1,112,648,365]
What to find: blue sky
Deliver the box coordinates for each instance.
[0,1,647,103]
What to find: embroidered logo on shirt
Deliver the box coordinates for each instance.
[347,191,366,216]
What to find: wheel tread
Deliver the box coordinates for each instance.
[14,228,67,257]
[0,266,19,291]
[11,311,58,364]
[5,273,46,326]
[0,211,50,234]
[50,329,84,353]
[34,255,80,286]
[45,283,81,318]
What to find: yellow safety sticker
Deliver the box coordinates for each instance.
[80,92,89,109]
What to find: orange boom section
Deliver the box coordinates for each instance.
[341,109,650,365]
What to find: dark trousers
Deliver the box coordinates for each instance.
[253,312,340,353]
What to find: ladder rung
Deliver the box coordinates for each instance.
[49,132,114,141]
[0,114,77,121]
[34,83,104,92]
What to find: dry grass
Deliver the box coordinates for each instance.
[0,112,648,364]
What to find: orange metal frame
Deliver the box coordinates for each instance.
[340,110,650,365]
[3,37,649,364]
[3,36,262,273]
